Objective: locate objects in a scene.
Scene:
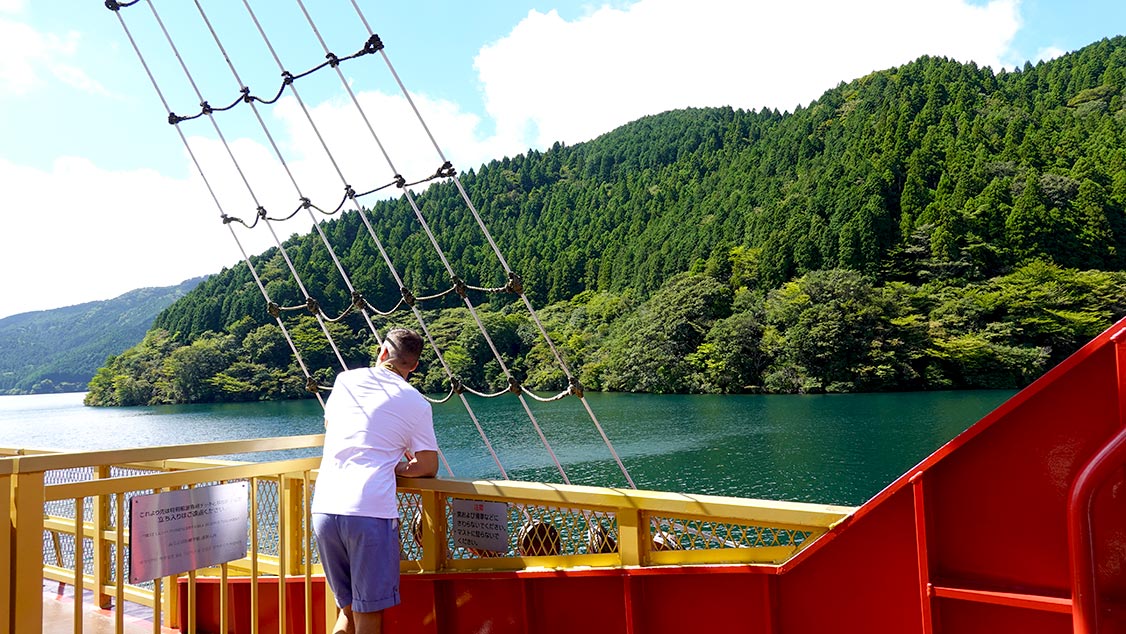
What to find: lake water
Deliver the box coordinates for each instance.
[0,390,1013,506]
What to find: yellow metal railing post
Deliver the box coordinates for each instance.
[91,465,113,609]
[420,490,447,573]
[282,474,304,576]
[323,581,338,634]
[163,572,181,629]
[11,464,45,634]
[1,467,12,634]
[617,507,642,566]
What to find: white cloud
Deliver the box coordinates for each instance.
[0,86,504,319]
[0,0,24,14]
[0,155,226,317]
[0,16,109,96]
[475,0,1022,149]
[1033,45,1066,64]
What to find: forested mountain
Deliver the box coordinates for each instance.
[0,277,203,395]
[87,37,1126,405]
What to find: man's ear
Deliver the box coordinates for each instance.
[377,344,389,362]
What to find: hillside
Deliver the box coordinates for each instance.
[0,277,204,394]
[87,37,1126,404]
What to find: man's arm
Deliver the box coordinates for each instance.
[395,450,438,478]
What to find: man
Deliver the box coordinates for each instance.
[312,328,439,634]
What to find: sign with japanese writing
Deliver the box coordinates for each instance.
[129,482,249,583]
[450,498,509,553]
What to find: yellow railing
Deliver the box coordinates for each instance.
[3,437,854,634]
[2,457,12,634]
[396,478,851,571]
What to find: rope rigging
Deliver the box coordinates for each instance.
[110,0,636,491]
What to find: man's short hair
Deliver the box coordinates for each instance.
[384,328,424,365]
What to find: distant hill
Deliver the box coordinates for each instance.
[0,278,204,394]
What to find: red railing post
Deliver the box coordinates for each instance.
[911,471,935,634]
[1068,328,1126,634]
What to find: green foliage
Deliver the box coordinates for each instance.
[761,270,927,392]
[602,273,732,393]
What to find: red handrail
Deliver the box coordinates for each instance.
[1068,328,1126,634]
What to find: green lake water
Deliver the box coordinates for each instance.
[0,390,1012,506]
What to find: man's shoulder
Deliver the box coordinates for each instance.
[333,366,383,383]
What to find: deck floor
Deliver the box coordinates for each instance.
[41,581,176,634]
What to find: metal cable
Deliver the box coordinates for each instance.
[112,3,325,408]
[144,0,349,373]
[347,0,634,488]
[242,0,507,480]
[193,0,384,350]
[316,0,572,485]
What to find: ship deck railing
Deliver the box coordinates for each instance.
[0,437,854,634]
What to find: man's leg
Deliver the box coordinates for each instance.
[331,604,382,634]
[352,609,383,634]
[315,515,357,634]
[338,516,400,632]
[332,605,353,634]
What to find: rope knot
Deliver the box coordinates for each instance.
[505,272,524,295]
[344,185,356,199]
[451,275,468,298]
[256,206,267,219]
[325,52,340,67]
[200,100,213,115]
[451,377,464,395]
[300,196,311,209]
[267,301,281,318]
[508,377,522,395]
[305,296,321,315]
[167,112,182,125]
[305,377,321,394]
[240,86,252,103]
[363,34,384,54]
[221,214,235,225]
[104,0,121,11]
[437,161,456,178]
[281,71,295,85]
[401,287,416,307]
[394,174,406,189]
[350,291,368,312]
[568,376,584,398]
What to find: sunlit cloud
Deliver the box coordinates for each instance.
[0,15,109,96]
[1032,45,1067,64]
[475,0,1021,149]
[0,156,221,315]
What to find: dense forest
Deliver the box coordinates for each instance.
[87,37,1126,406]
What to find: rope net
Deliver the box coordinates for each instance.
[108,0,635,490]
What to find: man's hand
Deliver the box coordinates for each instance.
[395,450,439,478]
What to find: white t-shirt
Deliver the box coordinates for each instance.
[311,365,437,519]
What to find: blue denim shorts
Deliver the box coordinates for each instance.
[312,513,401,613]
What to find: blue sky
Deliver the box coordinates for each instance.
[1,0,1124,319]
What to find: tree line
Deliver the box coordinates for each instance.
[85,260,1126,405]
[86,36,1126,405]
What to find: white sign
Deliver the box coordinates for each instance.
[129,482,249,583]
[450,498,509,553]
